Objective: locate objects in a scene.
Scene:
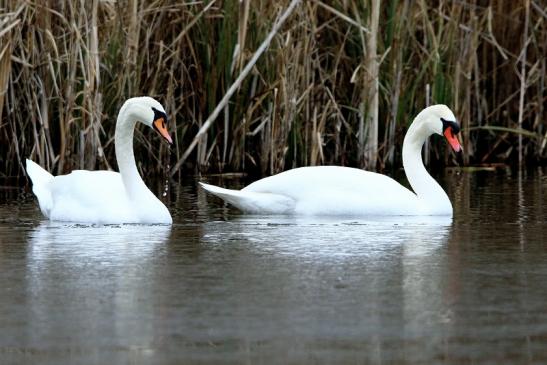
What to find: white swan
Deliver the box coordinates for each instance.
[26,97,173,224]
[200,104,462,216]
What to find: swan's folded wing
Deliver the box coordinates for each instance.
[199,182,295,214]
[26,159,54,217]
[48,170,134,222]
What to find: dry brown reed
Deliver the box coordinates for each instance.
[0,0,546,180]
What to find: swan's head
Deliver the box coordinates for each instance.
[421,104,461,152]
[124,97,173,144]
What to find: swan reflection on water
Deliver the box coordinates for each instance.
[23,222,172,349]
[28,221,171,263]
[201,214,452,259]
[198,213,454,355]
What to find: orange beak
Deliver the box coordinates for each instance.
[444,127,461,152]
[153,118,173,144]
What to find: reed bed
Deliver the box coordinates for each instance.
[0,0,545,179]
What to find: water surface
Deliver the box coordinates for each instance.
[1,169,547,364]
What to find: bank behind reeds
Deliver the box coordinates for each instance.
[0,1,545,179]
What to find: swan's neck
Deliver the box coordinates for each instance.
[115,106,152,200]
[402,119,451,213]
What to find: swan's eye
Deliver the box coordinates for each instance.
[440,117,460,135]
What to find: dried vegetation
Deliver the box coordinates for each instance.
[0,0,545,179]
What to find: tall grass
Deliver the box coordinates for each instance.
[0,0,545,179]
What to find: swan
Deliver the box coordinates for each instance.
[200,104,462,216]
[26,97,173,224]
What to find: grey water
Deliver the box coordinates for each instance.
[1,169,547,364]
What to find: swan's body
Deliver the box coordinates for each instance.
[201,105,462,217]
[27,97,173,224]
[200,166,426,215]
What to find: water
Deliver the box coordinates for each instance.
[1,169,547,364]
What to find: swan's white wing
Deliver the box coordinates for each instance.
[201,166,421,216]
[200,182,295,214]
[27,161,171,224]
[242,166,420,215]
[48,170,135,223]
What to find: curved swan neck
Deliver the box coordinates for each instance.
[402,115,451,212]
[115,103,149,198]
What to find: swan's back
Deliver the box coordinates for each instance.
[243,166,420,215]
[26,159,172,224]
[48,170,138,223]
[26,161,124,220]
[27,159,136,223]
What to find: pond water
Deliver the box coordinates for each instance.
[1,169,547,364]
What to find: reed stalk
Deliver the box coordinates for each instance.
[363,0,380,169]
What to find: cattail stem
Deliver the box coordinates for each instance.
[518,0,530,167]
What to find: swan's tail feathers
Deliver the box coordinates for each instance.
[199,182,294,214]
[26,159,54,217]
